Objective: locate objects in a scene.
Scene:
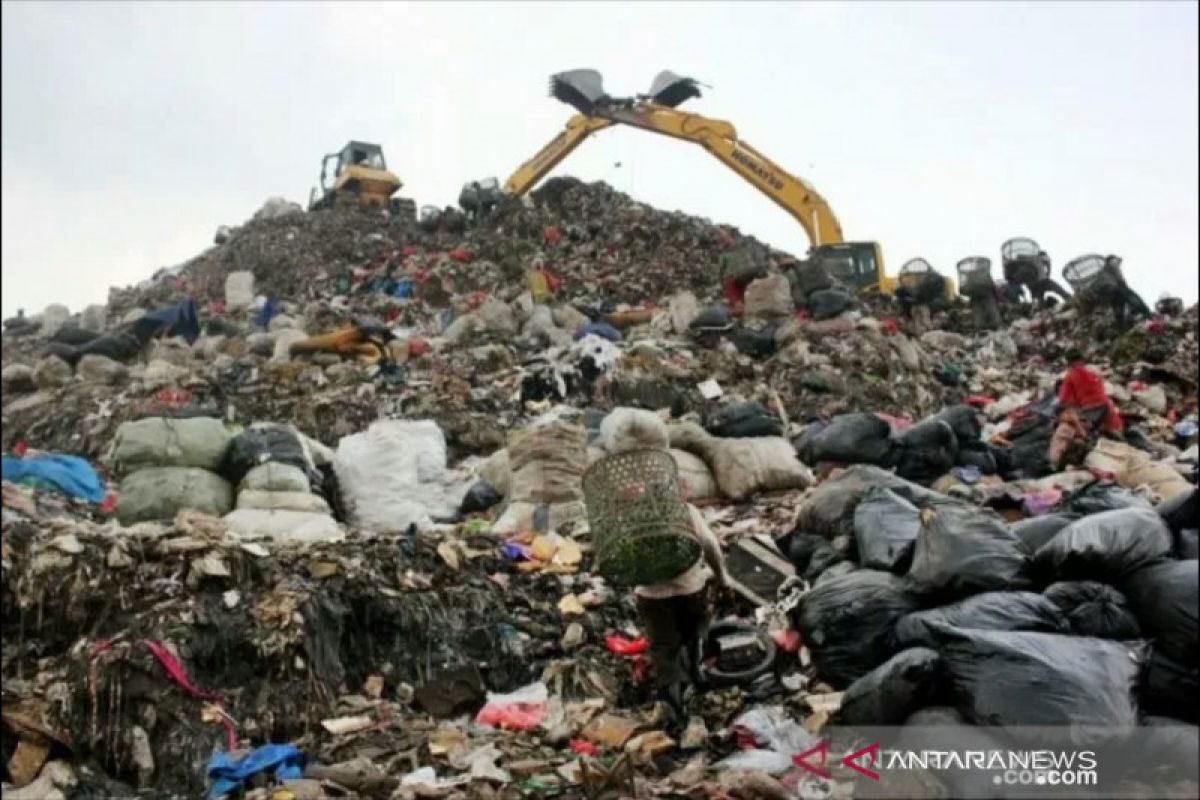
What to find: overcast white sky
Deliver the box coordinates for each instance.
[2,0,1197,318]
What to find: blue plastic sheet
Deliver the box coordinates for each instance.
[573,321,622,342]
[140,298,201,344]
[207,743,305,798]
[1,454,105,503]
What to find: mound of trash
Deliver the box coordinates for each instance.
[2,179,1198,798]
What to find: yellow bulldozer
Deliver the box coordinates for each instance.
[309,140,416,219]
[485,70,944,298]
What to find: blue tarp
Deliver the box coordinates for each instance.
[574,321,622,342]
[1,454,106,503]
[140,298,201,344]
[207,744,305,798]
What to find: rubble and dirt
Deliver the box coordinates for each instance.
[2,178,1198,798]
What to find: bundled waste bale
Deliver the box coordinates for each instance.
[1042,581,1141,639]
[1157,489,1199,558]
[507,420,587,506]
[222,423,317,488]
[894,591,1068,648]
[794,413,894,466]
[240,462,311,494]
[223,509,342,543]
[116,467,233,524]
[670,422,812,502]
[854,487,921,573]
[334,419,450,533]
[1032,507,1173,582]
[598,407,669,453]
[236,490,331,514]
[108,416,231,475]
[834,648,942,726]
[907,502,1031,601]
[931,626,1143,742]
[670,449,718,501]
[793,465,944,540]
[795,570,919,688]
[1010,512,1080,554]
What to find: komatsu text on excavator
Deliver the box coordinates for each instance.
[490,70,902,296]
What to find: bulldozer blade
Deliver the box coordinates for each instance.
[646,70,703,108]
[550,69,608,116]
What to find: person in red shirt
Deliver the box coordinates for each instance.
[1049,349,1123,468]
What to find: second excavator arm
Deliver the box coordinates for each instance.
[504,102,845,247]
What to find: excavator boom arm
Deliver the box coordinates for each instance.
[504,102,845,247]
[504,115,613,195]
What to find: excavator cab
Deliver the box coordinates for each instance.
[815,242,890,295]
[310,141,402,211]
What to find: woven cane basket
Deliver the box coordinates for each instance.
[582,449,701,587]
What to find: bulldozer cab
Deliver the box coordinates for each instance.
[814,242,886,294]
[321,141,388,191]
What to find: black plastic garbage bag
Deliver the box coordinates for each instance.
[689,306,734,331]
[895,419,959,485]
[1043,581,1141,639]
[1033,508,1173,583]
[727,327,777,359]
[956,446,998,475]
[1141,651,1200,723]
[895,591,1068,648]
[854,487,920,573]
[1057,481,1153,516]
[834,648,942,725]
[1119,560,1198,666]
[1157,489,1198,535]
[1011,512,1080,554]
[705,401,783,438]
[1179,530,1200,560]
[932,405,984,445]
[787,533,844,580]
[795,465,945,540]
[815,560,857,585]
[50,324,100,346]
[907,502,1031,601]
[931,626,1144,740]
[794,570,919,689]
[903,705,967,726]
[807,288,853,321]
[222,425,312,487]
[460,481,503,514]
[795,413,894,466]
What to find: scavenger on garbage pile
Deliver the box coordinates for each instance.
[1063,253,1153,333]
[589,409,729,726]
[1049,348,1124,469]
[894,258,950,335]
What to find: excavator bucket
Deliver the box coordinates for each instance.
[550,70,608,116]
[646,71,703,108]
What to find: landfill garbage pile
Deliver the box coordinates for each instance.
[2,179,1199,798]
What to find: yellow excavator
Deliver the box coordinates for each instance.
[309,140,416,219]
[499,70,901,296]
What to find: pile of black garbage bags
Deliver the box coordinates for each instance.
[779,465,1198,792]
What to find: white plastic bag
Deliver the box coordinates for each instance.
[334,419,448,533]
